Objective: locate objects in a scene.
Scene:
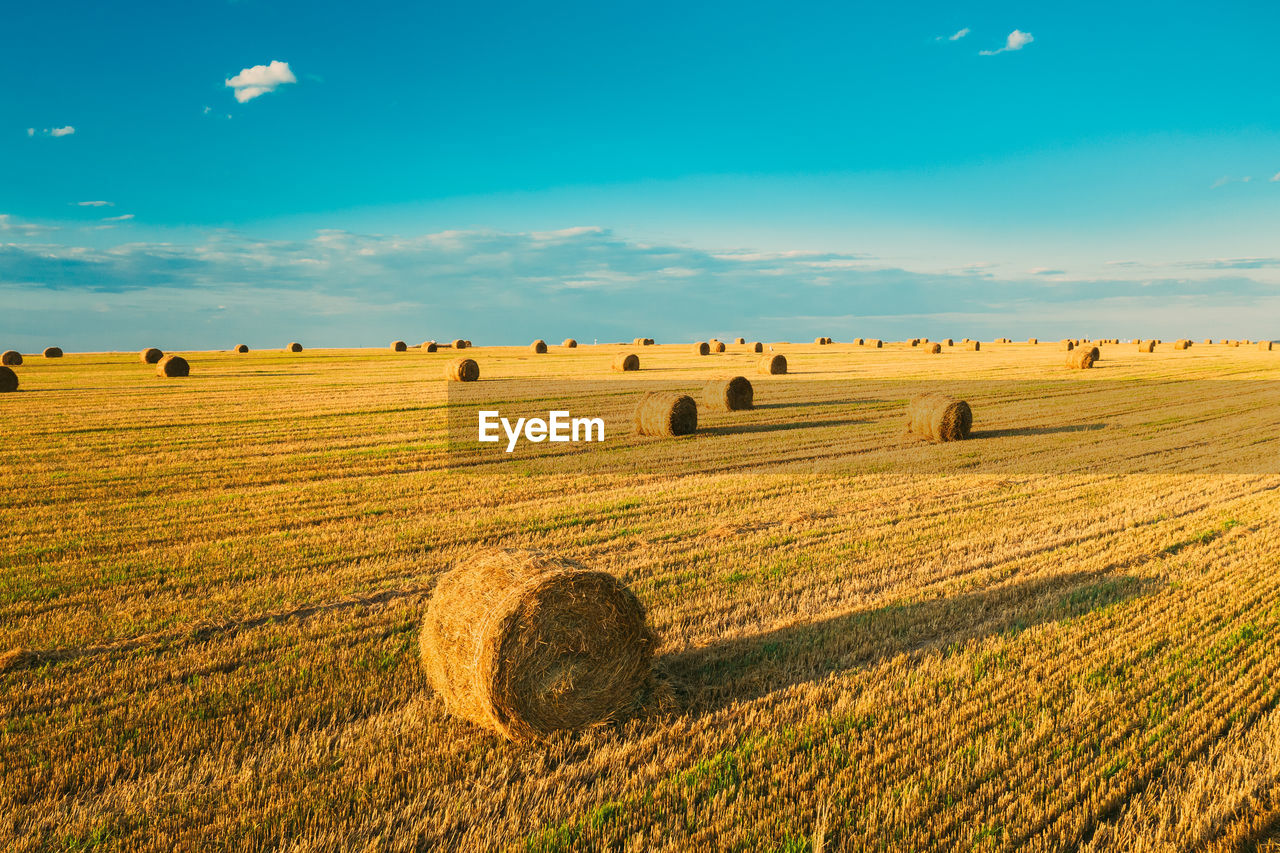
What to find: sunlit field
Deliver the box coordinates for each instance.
[3,340,1280,851]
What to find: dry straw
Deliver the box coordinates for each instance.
[906,393,972,442]
[1066,348,1096,369]
[139,348,163,364]
[943,338,954,346]
[1138,340,1156,353]
[2,351,22,366]
[643,338,655,346]
[815,337,827,345]
[446,357,479,382]
[561,338,577,348]
[288,343,303,353]
[734,337,745,345]
[710,340,726,353]
[749,341,763,353]
[925,342,942,354]
[530,339,548,354]
[43,347,63,358]
[867,339,883,348]
[702,376,753,411]
[234,344,249,354]
[1062,340,1075,351]
[1174,339,1190,350]
[452,339,467,350]
[855,338,865,345]
[693,342,710,356]
[1028,338,1038,344]
[419,549,655,742]
[759,354,787,374]
[156,355,189,377]
[1261,341,1274,351]
[421,342,439,352]
[964,341,980,351]
[613,353,640,372]
[0,366,16,393]
[634,392,698,436]
[1229,341,1240,347]
[391,341,408,352]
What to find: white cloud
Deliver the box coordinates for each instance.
[980,30,1034,55]
[77,201,114,207]
[942,27,970,41]
[102,214,134,222]
[1272,172,1280,182]
[1211,175,1254,189]
[225,60,296,103]
[49,126,75,137]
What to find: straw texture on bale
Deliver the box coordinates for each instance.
[419,549,655,742]
[1062,340,1075,351]
[561,339,577,348]
[446,358,479,382]
[925,342,942,354]
[391,341,408,352]
[759,354,787,375]
[421,342,439,352]
[156,355,189,378]
[906,393,972,442]
[1066,348,1096,369]
[710,340,726,353]
[750,342,763,353]
[288,342,303,353]
[1138,340,1156,353]
[530,340,548,354]
[235,344,249,354]
[2,351,22,366]
[0,366,16,393]
[943,338,954,346]
[702,376,753,411]
[633,392,697,437]
[693,342,710,356]
[734,337,745,345]
[139,348,163,364]
[868,339,883,348]
[612,353,640,372]
[452,339,467,350]
[964,341,980,351]
[43,347,63,358]
[1262,341,1275,351]
[1087,346,1101,361]
[1174,339,1190,350]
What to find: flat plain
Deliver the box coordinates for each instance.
[3,340,1280,851]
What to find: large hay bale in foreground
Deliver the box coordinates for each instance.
[734,337,745,345]
[906,393,972,442]
[530,339,548,354]
[421,342,439,352]
[759,354,787,375]
[391,341,408,352]
[1261,341,1274,351]
[446,357,479,382]
[613,353,640,372]
[2,351,22,366]
[1066,348,1096,369]
[0,366,16,393]
[1138,340,1156,352]
[702,376,753,411]
[634,392,697,436]
[288,342,303,353]
[43,347,63,358]
[234,344,249,354]
[561,338,577,348]
[925,342,942,354]
[156,355,189,377]
[710,340,726,353]
[419,549,655,742]
[693,342,710,356]
[139,348,164,364]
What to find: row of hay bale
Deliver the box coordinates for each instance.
[634,374,758,437]
[2,348,62,363]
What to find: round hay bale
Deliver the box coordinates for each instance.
[702,376,753,411]
[139,348,164,364]
[909,339,920,347]
[1229,340,1240,347]
[643,338,655,346]
[749,341,763,353]
[964,341,981,351]
[1062,340,1075,351]
[633,392,697,436]
[0,366,16,393]
[612,353,640,372]
[1204,338,1212,345]
[156,355,189,378]
[561,338,578,348]
[531,339,548,354]
[1173,339,1190,350]
[734,337,745,345]
[452,339,467,350]
[1261,341,1274,351]
[419,549,655,742]
[287,342,303,353]
[925,342,942,354]
[855,338,865,345]
[234,344,249,354]
[759,354,787,375]
[446,357,479,382]
[1138,340,1156,353]
[943,338,954,346]
[43,347,63,358]
[421,342,439,352]
[1066,348,1096,369]
[868,339,883,348]
[906,393,972,442]
[693,342,710,356]
[710,340,726,353]
[464,340,472,348]
[391,340,408,352]
[1088,346,1101,361]
[815,337,826,345]
[2,350,22,366]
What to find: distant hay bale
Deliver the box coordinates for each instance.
[391,341,408,352]
[634,392,697,436]
[702,376,753,411]
[1174,339,1190,350]
[1204,338,1212,344]
[156,355,189,378]
[758,354,787,375]
[418,549,655,742]
[446,357,480,382]
[1062,340,1075,351]
[749,341,763,353]
[2,350,22,366]
[1229,340,1240,347]
[1028,338,1038,345]
[815,337,827,345]
[693,342,710,356]
[643,338,655,346]
[925,342,942,354]
[868,339,883,348]
[710,340,726,353]
[905,393,972,442]
[943,338,954,346]
[734,337,745,345]
[43,347,63,358]
[139,347,164,364]
[452,339,467,350]
[612,353,640,372]
[1138,340,1156,353]
[909,339,920,347]
[531,339,548,354]
[421,342,439,352]
[288,342,303,353]
[1261,341,1274,351]
[855,338,865,345]
[964,341,980,351]
[1066,348,1096,369]
[234,344,249,354]
[561,338,578,348]
[0,366,16,393]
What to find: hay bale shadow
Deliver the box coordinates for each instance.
[972,423,1108,439]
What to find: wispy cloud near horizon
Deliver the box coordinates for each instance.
[980,30,1034,55]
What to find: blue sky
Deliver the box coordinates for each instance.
[3,0,1279,348]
